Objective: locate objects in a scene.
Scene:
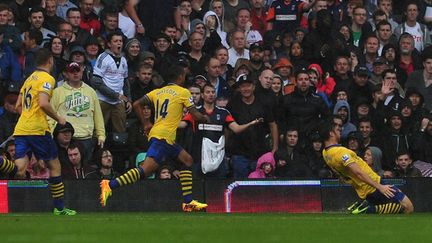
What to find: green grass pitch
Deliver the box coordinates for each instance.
[1,213,431,243]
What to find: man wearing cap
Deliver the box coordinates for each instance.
[227,74,279,178]
[349,65,374,108]
[53,121,76,168]
[378,110,412,172]
[51,62,105,165]
[69,44,93,86]
[369,57,388,85]
[249,42,266,82]
[152,33,176,73]
[92,30,131,133]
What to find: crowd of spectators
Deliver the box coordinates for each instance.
[1,0,432,180]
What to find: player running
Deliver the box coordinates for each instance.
[100,65,210,211]
[319,119,414,214]
[0,48,76,215]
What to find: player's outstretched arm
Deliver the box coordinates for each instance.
[39,92,65,125]
[228,118,263,134]
[347,162,396,198]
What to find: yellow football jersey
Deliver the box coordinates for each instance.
[14,70,55,136]
[323,145,381,199]
[146,84,194,144]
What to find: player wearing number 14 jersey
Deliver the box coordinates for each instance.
[100,65,210,211]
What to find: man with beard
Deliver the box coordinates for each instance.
[249,42,266,82]
[398,33,423,79]
[281,70,330,146]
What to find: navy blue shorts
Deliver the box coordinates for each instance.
[366,185,406,205]
[146,138,183,165]
[14,135,58,161]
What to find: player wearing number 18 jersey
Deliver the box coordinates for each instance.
[100,65,210,211]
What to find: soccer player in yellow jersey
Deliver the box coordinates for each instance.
[0,49,76,215]
[100,65,210,211]
[319,118,414,214]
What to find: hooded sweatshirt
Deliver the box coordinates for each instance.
[50,81,106,141]
[333,100,357,140]
[308,63,336,97]
[368,146,384,177]
[248,152,276,179]
[203,11,229,48]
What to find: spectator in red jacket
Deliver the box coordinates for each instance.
[79,0,101,36]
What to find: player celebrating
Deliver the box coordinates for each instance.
[100,65,210,211]
[319,119,414,214]
[0,48,76,215]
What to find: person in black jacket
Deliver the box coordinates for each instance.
[392,152,422,178]
[226,74,279,178]
[378,110,412,172]
[280,70,330,147]
[274,127,312,178]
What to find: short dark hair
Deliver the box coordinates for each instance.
[66,7,80,17]
[34,48,53,66]
[295,69,309,79]
[29,6,45,16]
[162,65,185,83]
[381,68,397,79]
[0,4,10,12]
[106,30,124,43]
[318,119,336,142]
[396,151,412,160]
[376,20,391,31]
[27,29,43,46]
[102,6,118,19]
[236,7,250,17]
[137,62,153,71]
[358,117,373,125]
[67,142,84,161]
[372,9,387,20]
[201,83,215,93]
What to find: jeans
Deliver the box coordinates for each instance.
[231,155,257,179]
